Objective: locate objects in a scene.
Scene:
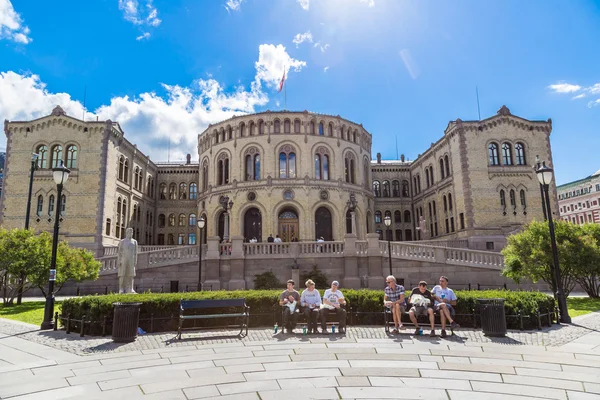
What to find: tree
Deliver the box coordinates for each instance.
[0,228,101,304]
[502,220,582,296]
[575,224,600,297]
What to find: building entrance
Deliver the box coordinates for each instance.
[278,210,299,242]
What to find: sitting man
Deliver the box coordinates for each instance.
[321,280,346,333]
[408,281,436,337]
[384,275,406,333]
[431,275,459,338]
[300,279,322,334]
[279,279,301,333]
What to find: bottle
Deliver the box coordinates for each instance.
[332,325,336,334]
[274,323,278,334]
[303,326,307,335]
[419,328,423,336]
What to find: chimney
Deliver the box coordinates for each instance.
[376,153,381,164]
[186,154,191,165]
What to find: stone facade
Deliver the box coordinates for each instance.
[557,169,600,224]
[1,105,557,257]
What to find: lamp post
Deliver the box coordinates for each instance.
[219,196,234,241]
[197,216,205,291]
[17,153,39,305]
[346,193,357,235]
[535,160,571,324]
[384,215,392,276]
[41,161,70,330]
[535,155,548,221]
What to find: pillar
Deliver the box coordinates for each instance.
[228,235,246,289]
[343,233,360,289]
[204,236,221,290]
[366,233,385,288]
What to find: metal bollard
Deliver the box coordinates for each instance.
[80,315,86,337]
[54,312,59,331]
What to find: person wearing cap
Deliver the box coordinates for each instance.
[321,280,346,333]
[300,279,322,334]
[279,279,301,333]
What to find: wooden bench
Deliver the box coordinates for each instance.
[278,305,347,333]
[383,304,470,334]
[177,299,250,339]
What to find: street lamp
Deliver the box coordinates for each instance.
[197,216,205,291]
[41,161,70,330]
[535,160,571,324]
[384,215,392,276]
[17,153,39,305]
[219,196,234,241]
[534,155,547,221]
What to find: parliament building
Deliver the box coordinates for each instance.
[1,105,556,256]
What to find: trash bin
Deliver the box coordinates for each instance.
[170,280,179,293]
[112,302,142,343]
[478,298,507,337]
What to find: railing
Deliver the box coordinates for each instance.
[388,242,436,261]
[148,245,199,265]
[299,241,344,255]
[103,245,182,256]
[355,241,368,256]
[99,256,118,273]
[244,243,290,256]
[219,243,232,256]
[417,239,469,249]
[445,248,504,269]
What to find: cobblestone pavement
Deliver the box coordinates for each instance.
[0,313,599,399]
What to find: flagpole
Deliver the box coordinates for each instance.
[284,78,287,110]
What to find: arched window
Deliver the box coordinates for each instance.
[363,159,369,189]
[509,189,516,214]
[189,183,197,200]
[202,160,209,191]
[279,146,296,178]
[489,143,500,165]
[429,166,434,185]
[259,120,265,134]
[244,148,261,181]
[502,143,513,165]
[189,213,197,226]
[123,159,129,183]
[294,119,300,133]
[48,195,55,215]
[402,180,410,197]
[520,189,527,213]
[375,211,382,224]
[51,145,63,168]
[382,180,390,197]
[404,210,411,223]
[168,213,176,226]
[394,210,401,223]
[36,195,43,216]
[425,168,430,187]
[66,145,77,169]
[274,119,281,133]
[515,142,526,165]
[158,214,165,227]
[227,126,232,140]
[344,154,356,183]
[118,156,124,180]
[353,130,357,143]
[444,155,450,177]
[240,122,246,137]
[328,123,333,136]
[500,189,506,211]
[116,198,122,238]
[36,145,48,168]
[284,119,290,133]
[448,193,453,211]
[310,121,316,134]
[121,199,127,238]
[314,148,330,180]
[440,158,445,179]
[179,183,187,199]
[159,183,167,199]
[373,181,381,197]
[169,183,177,199]
[392,180,400,197]
[133,167,139,189]
[317,122,323,135]
[178,213,186,226]
[443,195,448,212]
[217,154,230,185]
[105,218,111,235]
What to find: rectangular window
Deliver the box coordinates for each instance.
[459,213,465,230]
[188,233,196,245]
[486,242,494,250]
[178,234,185,245]
[450,217,455,232]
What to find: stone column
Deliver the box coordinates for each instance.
[343,233,360,289]
[366,233,385,288]
[223,212,230,241]
[228,235,246,289]
[204,236,221,290]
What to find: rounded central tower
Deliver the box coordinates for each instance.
[197,110,373,242]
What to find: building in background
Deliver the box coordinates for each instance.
[557,169,600,225]
[1,105,556,255]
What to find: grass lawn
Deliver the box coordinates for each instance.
[0,301,62,325]
[567,297,600,318]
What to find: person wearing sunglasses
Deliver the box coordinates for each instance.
[384,275,405,333]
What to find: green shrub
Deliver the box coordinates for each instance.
[61,289,555,335]
[300,266,329,289]
[253,271,281,290]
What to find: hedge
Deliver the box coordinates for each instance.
[60,289,555,335]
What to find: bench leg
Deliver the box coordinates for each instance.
[177,318,183,340]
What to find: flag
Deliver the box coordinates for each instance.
[278,68,286,93]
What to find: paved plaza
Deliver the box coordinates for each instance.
[1,313,600,399]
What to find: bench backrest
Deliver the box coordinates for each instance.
[180,298,247,310]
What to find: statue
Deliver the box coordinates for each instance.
[117,227,138,294]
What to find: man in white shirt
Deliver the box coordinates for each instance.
[300,279,322,334]
[431,275,459,337]
[274,235,282,243]
[321,280,346,333]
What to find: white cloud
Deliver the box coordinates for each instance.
[297,0,309,10]
[547,83,581,93]
[324,66,329,72]
[255,44,306,87]
[314,42,329,52]
[359,0,375,6]
[0,44,305,161]
[0,0,31,44]
[572,93,585,100]
[588,99,600,108]
[587,83,600,95]
[292,31,313,47]
[136,32,150,41]
[225,0,244,12]
[118,0,161,38]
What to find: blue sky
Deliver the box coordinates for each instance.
[1,0,599,185]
